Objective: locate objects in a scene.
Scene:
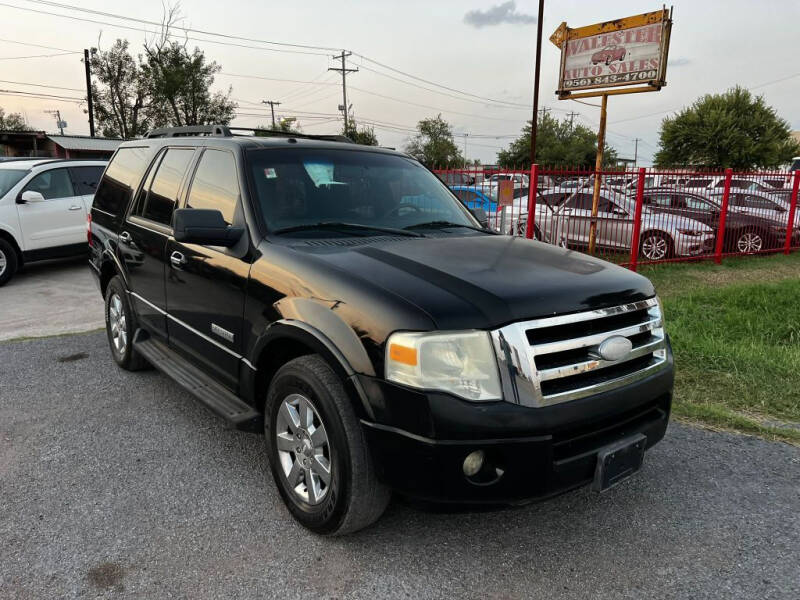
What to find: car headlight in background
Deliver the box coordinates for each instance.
[385,331,502,401]
[676,228,704,236]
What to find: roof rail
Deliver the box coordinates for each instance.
[143,124,354,143]
[145,125,232,138]
[226,126,353,143]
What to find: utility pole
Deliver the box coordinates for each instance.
[633,138,640,167]
[529,0,545,164]
[84,49,95,137]
[566,111,579,129]
[262,100,281,129]
[538,107,551,119]
[45,109,65,135]
[329,50,357,132]
[463,133,468,165]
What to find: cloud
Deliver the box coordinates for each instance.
[668,58,691,67]
[464,1,537,28]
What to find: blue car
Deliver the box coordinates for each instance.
[451,185,534,234]
[450,185,498,214]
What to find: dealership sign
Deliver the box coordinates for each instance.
[550,9,672,98]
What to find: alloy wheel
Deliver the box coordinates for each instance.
[736,232,763,253]
[108,293,127,356]
[275,393,332,505]
[641,235,668,260]
[0,248,6,277]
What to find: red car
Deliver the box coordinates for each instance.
[591,45,626,65]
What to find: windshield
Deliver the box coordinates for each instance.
[0,169,28,197]
[247,148,478,234]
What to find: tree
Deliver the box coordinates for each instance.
[90,39,151,138]
[497,113,617,168]
[142,7,236,128]
[654,87,800,169]
[0,107,30,131]
[253,118,301,135]
[404,114,464,167]
[343,120,378,146]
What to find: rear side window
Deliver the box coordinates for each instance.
[135,148,194,226]
[185,149,239,225]
[93,147,149,215]
[69,166,105,195]
[23,168,74,200]
[564,193,610,212]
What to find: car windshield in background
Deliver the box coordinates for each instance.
[247,148,478,235]
[0,169,28,197]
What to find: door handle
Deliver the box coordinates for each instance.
[119,231,132,245]
[69,205,82,211]
[170,251,187,269]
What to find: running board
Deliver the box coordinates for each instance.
[133,331,262,432]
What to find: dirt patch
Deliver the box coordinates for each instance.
[87,562,125,590]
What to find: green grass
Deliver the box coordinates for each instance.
[639,252,800,443]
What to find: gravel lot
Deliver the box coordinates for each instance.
[0,259,103,342]
[1,331,798,599]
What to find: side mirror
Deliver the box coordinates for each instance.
[611,207,628,217]
[17,190,45,204]
[470,207,489,229]
[173,208,244,247]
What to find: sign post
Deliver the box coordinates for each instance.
[550,8,672,255]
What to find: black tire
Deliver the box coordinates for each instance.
[265,355,390,535]
[0,237,19,287]
[639,231,673,261]
[104,276,149,371]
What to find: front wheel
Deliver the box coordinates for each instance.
[639,232,672,261]
[265,355,390,535]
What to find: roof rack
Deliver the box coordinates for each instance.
[144,124,353,144]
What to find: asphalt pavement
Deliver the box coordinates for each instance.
[1,331,798,599]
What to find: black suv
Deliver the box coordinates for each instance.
[89,125,674,535]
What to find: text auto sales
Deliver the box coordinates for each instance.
[562,23,662,87]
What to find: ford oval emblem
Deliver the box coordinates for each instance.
[597,336,633,362]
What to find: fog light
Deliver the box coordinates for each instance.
[462,450,485,477]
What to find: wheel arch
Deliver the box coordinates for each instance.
[98,250,128,297]
[0,227,23,263]
[246,319,375,421]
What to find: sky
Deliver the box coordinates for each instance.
[0,0,798,166]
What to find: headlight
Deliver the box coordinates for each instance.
[385,330,502,401]
[676,228,704,236]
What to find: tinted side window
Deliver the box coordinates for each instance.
[93,147,149,215]
[69,166,105,195]
[565,193,610,212]
[141,148,194,226]
[23,168,74,200]
[185,149,239,224]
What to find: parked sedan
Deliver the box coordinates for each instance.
[706,189,796,228]
[451,185,531,233]
[641,188,799,253]
[521,188,714,261]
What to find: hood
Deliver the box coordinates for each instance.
[290,234,655,330]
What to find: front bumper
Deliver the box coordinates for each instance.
[674,232,715,256]
[358,348,674,503]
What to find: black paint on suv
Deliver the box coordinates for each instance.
[89,125,674,535]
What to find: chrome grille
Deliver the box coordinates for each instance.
[490,298,668,407]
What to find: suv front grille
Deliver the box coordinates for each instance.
[490,298,668,407]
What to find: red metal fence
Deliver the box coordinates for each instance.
[434,165,800,271]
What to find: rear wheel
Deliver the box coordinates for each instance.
[0,238,19,287]
[104,276,149,371]
[735,230,764,254]
[265,355,390,535]
[639,232,672,261]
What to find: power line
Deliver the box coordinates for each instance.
[0,78,83,91]
[0,36,77,52]
[0,50,79,59]
[0,88,83,102]
[329,50,357,130]
[20,0,342,52]
[261,100,281,129]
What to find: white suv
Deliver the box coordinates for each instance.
[0,159,106,285]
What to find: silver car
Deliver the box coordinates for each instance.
[520,188,715,260]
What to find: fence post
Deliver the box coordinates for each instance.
[525,163,539,239]
[628,167,647,272]
[713,168,733,264]
[783,170,800,255]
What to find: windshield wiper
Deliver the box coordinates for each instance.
[272,221,422,237]
[404,221,495,234]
